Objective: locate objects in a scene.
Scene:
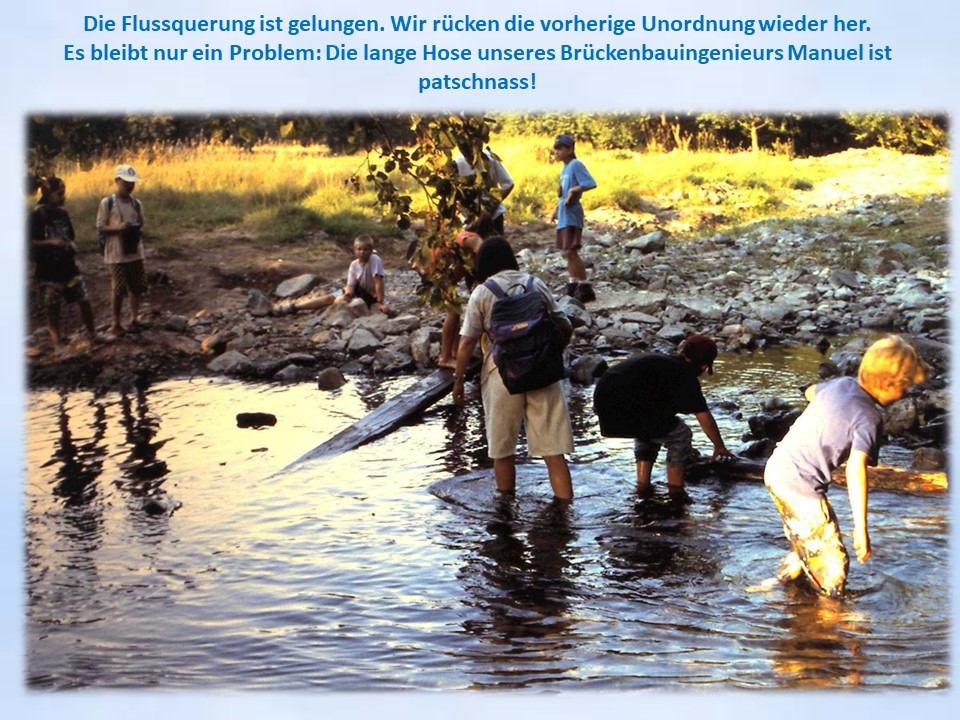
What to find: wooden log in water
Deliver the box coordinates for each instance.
[687,456,947,494]
[286,359,480,467]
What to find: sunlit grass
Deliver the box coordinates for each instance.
[49,135,948,253]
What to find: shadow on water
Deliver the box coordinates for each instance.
[458,497,581,689]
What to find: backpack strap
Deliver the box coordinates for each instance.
[483,278,506,298]
[107,194,143,223]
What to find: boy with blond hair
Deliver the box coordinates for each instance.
[273,235,388,315]
[764,335,928,598]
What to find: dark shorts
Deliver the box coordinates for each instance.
[766,484,849,598]
[353,285,378,307]
[40,275,88,308]
[555,226,583,251]
[632,418,695,466]
[109,260,147,296]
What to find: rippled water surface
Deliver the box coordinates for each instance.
[25,347,949,690]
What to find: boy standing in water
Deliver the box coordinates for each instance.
[764,335,927,599]
[593,334,732,503]
[550,133,597,303]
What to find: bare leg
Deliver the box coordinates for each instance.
[635,460,654,499]
[128,290,141,326]
[296,294,335,311]
[273,293,335,315]
[110,288,125,335]
[564,247,587,282]
[543,454,573,501]
[46,303,62,347]
[438,308,460,368]
[667,464,691,503]
[493,456,517,494]
[79,300,96,335]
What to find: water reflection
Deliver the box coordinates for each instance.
[23,357,950,690]
[599,501,694,582]
[459,498,580,688]
[45,393,108,509]
[771,591,868,688]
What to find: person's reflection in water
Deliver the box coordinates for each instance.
[27,394,109,633]
[429,381,489,477]
[770,588,868,687]
[459,496,580,688]
[47,394,108,511]
[599,499,696,587]
[116,386,174,519]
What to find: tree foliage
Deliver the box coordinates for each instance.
[279,113,508,310]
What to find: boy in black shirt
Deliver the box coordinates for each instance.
[594,334,732,502]
[28,177,98,349]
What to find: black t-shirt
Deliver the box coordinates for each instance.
[593,353,708,438]
[28,205,80,282]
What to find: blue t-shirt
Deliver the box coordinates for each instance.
[766,376,883,499]
[555,158,596,230]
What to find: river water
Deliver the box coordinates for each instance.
[24,346,949,691]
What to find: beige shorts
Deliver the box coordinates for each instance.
[481,364,574,459]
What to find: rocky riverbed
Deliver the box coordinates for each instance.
[26,149,949,464]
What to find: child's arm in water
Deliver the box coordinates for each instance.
[846,449,872,563]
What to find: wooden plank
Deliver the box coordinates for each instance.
[687,456,947,494]
[286,359,480,466]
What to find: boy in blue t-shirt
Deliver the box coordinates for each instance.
[764,335,927,598]
[550,133,597,302]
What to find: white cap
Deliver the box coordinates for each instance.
[115,164,142,182]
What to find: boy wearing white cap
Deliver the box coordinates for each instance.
[96,164,146,337]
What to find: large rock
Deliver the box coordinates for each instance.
[625,230,668,254]
[346,327,382,354]
[883,398,919,435]
[316,367,348,390]
[384,314,422,335]
[247,289,272,317]
[372,348,414,373]
[556,297,592,329]
[673,296,725,321]
[201,332,234,355]
[274,364,317,383]
[409,327,435,367]
[568,354,608,385]
[319,304,363,329]
[275,274,320,299]
[207,350,255,376]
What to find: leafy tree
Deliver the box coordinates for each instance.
[334,114,508,311]
[840,113,948,155]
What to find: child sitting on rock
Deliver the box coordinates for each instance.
[274,235,388,315]
[763,335,927,598]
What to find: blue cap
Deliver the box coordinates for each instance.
[554,133,575,148]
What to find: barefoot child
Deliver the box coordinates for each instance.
[764,335,927,598]
[274,235,389,315]
[29,177,99,349]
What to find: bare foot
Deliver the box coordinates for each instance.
[438,358,458,370]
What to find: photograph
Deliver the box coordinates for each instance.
[4,1,957,718]
[23,111,949,691]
